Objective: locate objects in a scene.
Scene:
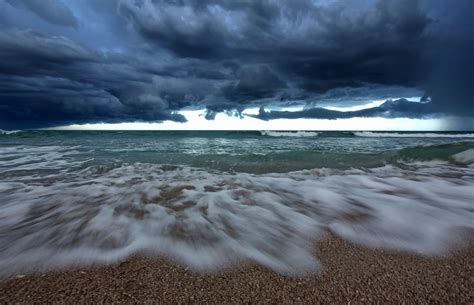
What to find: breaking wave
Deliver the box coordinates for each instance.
[0,154,473,277]
[451,148,474,164]
[260,131,320,137]
[0,129,22,135]
[354,131,474,138]
[257,131,474,139]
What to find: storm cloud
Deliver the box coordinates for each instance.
[0,0,472,129]
[5,0,78,27]
[251,98,437,120]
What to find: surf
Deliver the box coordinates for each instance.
[0,156,472,277]
[354,131,474,138]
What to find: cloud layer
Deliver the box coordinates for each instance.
[6,0,78,27]
[0,0,472,129]
[252,99,436,120]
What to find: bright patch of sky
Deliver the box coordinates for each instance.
[54,109,443,131]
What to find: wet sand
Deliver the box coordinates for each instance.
[0,235,472,303]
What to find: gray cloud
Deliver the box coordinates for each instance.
[251,99,437,121]
[421,0,474,116]
[6,0,78,27]
[223,65,287,103]
[0,0,472,129]
[0,29,94,68]
[0,29,187,129]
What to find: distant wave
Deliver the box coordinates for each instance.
[354,131,474,138]
[0,129,21,135]
[260,131,320,137]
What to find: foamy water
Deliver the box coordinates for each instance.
[259,130,474,138]
[260,131,320,137]
[0,156,473,277]
[354,131,474,138]
[1,131,473,277]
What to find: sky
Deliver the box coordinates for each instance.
[0,0,473,130]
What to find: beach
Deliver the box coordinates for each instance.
[1,131,473,302]
[1,234,472,303]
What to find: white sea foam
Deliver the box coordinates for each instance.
[354,131,474,138]
[0,129,21,135]
[0,145,87,172]
[0,158,473,277]
[260,131,320,137]
[451,149,474,164]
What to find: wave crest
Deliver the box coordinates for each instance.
[260,131,320,137]
[354,131,474,138]
[0,129,21,135]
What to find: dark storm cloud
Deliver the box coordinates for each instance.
[117,0,473,117]
[6,0,78,27]
[0,29,94,72]
[0,0,472,129]
[223,65,287,103]
[421,0,474,116]
[119,0,429,87]
[250,99,437,121]
[0,75,187,130]
[0,29,187,129]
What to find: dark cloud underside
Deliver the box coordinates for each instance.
[251,99,436,120]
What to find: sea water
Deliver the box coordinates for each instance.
[0,130,473,276]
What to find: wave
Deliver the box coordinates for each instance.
[451,148,474,164]
[0,129,22,135]
[354,131,474,138]
[398,142,474,163]
[3,130,474,140]
[0,159,472,277]
[260,131,320,137]
[1,142,473,177]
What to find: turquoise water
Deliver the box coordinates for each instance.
[0,130,473,277]
[1,130,474,173]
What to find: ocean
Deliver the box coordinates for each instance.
[0,130,473,276]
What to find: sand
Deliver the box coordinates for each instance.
[0,235,472,303]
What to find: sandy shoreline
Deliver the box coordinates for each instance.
[0,235,472,303]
